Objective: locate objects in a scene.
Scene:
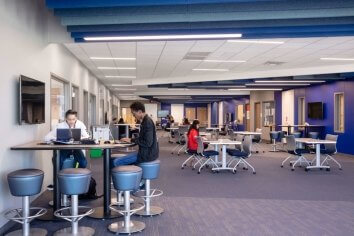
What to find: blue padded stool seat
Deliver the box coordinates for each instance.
[112,165,142,191]
[293,132,302,138]
[58,168,91,195]
[139,160,160,180]
[7,169,44,197]
[270,131,279,140]
[202,150,219,157]
[227,149,249,158]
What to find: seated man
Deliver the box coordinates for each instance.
[45,110,89,169]
[112,101,159,167]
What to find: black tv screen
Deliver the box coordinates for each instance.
[308,102,323,119]
[19,75,45,124]
[157,110,169,118]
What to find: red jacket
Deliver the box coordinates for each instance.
[188,128,199,151]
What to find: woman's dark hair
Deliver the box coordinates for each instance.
[130,101,145,113]
[118,118,124,124]
[183,118,190,125]
[65,109,77,118]
[187,119,199,135]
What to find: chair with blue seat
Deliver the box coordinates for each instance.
[135,160,164,216]
[292,132,302,138]
[109,165,145,234]
[226,136,256,174]
[227,134,243,153]
[171,125,189,155]
[194,136,219,174]
[177,133,188,156]
[5,169,47,236]
[252,128,264,153]
[281,135,310,171]
[53,168,94,236]
[320,134,341,170]
[269,131,279,152]
[181,134,202,169]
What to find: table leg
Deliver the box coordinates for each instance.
[89,148,120,219]
[214,144,219,164]
[38,150,60,221]
[288,126,291,135]
[125,125,129,139]
[222,144,227,168]
[306,143,330,170]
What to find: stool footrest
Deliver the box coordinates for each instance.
[133,189,163,199]
[54,206,94,223]
[110,202,145,217]
[4,207,47,224]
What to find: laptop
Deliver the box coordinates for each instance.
[55,128,81,144]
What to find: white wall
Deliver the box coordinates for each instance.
[144,103,158,123]
[0,0,117,228]
[282,90,295,132]
[171,104,184,125]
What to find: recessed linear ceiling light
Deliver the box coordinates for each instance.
[90,57,136,60]
[111,84,134,86]
[189,85,246,88]
[114,88,137,91]
[105,75,136,78]
[193,68,229,72]
[254,80,325,83]
[320,57,354,61]
[98,67,136,70]
[227,40,284,44]
[228,88,282,91]
[167,88,190,91]
[187,59,246,63]
[246,83,310,86]
[84,33,242,41]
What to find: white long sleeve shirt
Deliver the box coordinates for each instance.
[44,120,90,142]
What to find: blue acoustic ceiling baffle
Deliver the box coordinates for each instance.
[45,0,354,42]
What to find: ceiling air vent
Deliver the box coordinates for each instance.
[183,52,211,60]
[264,61,285,66]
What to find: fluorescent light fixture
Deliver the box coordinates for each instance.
[189,85,246,88]
[98,67,136,70]
[90,57,136,60]
[84,33,242,41]
[255,80,325,83]
[111,84,134,86]
[193,68,229,72]
[228,40,284,44]
[246,83,310,86]
[188,59,246,63]
[114,88,137,91]
[228,88,282,91]
[105,75,136,78]
[167,88,189,91]
[320,57,354,61]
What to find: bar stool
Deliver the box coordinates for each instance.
[269,131,279,152]
[309,132,319,139]
[110,154,136,206]
[54,168,94,236]
[5,169,47,236]
[293,132,302,138]
[109,165,145,234]
[135,160,164,216]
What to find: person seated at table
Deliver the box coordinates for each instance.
[44,109,89,169]
[187,120,208,152]
[113,102,159,168]
[182,117,190,125]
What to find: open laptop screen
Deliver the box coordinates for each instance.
[56,128,81,141]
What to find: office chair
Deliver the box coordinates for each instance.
[195,136,219,174]
[226,136,256,174]
[319,134,341,170]
[171,126,188,155]
[281,135,310,171]
[252,128,264,153]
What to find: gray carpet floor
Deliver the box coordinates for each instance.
[5,132,354,235]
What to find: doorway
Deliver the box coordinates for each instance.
[255,102,261,130]
[197,107,207,126]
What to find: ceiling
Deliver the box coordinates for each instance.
[45,0,354,100]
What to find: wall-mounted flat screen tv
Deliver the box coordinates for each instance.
[308,102,323,119]
[157,110,169,118]
[19,75,45,124]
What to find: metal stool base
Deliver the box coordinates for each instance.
[6,228,47,236]
[88,206,121,219]
[108,221,145,234]
[53,226,95,236]
[135,206,164,217]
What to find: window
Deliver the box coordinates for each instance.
[262,101,275,126]
[50,76,69,128]
[334,93,344,132]
[71,85,79,114]
[298,97,305,125]
[236,105,244,124]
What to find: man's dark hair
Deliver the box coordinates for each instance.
[65,109,78,118]
[130,102,145,113]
